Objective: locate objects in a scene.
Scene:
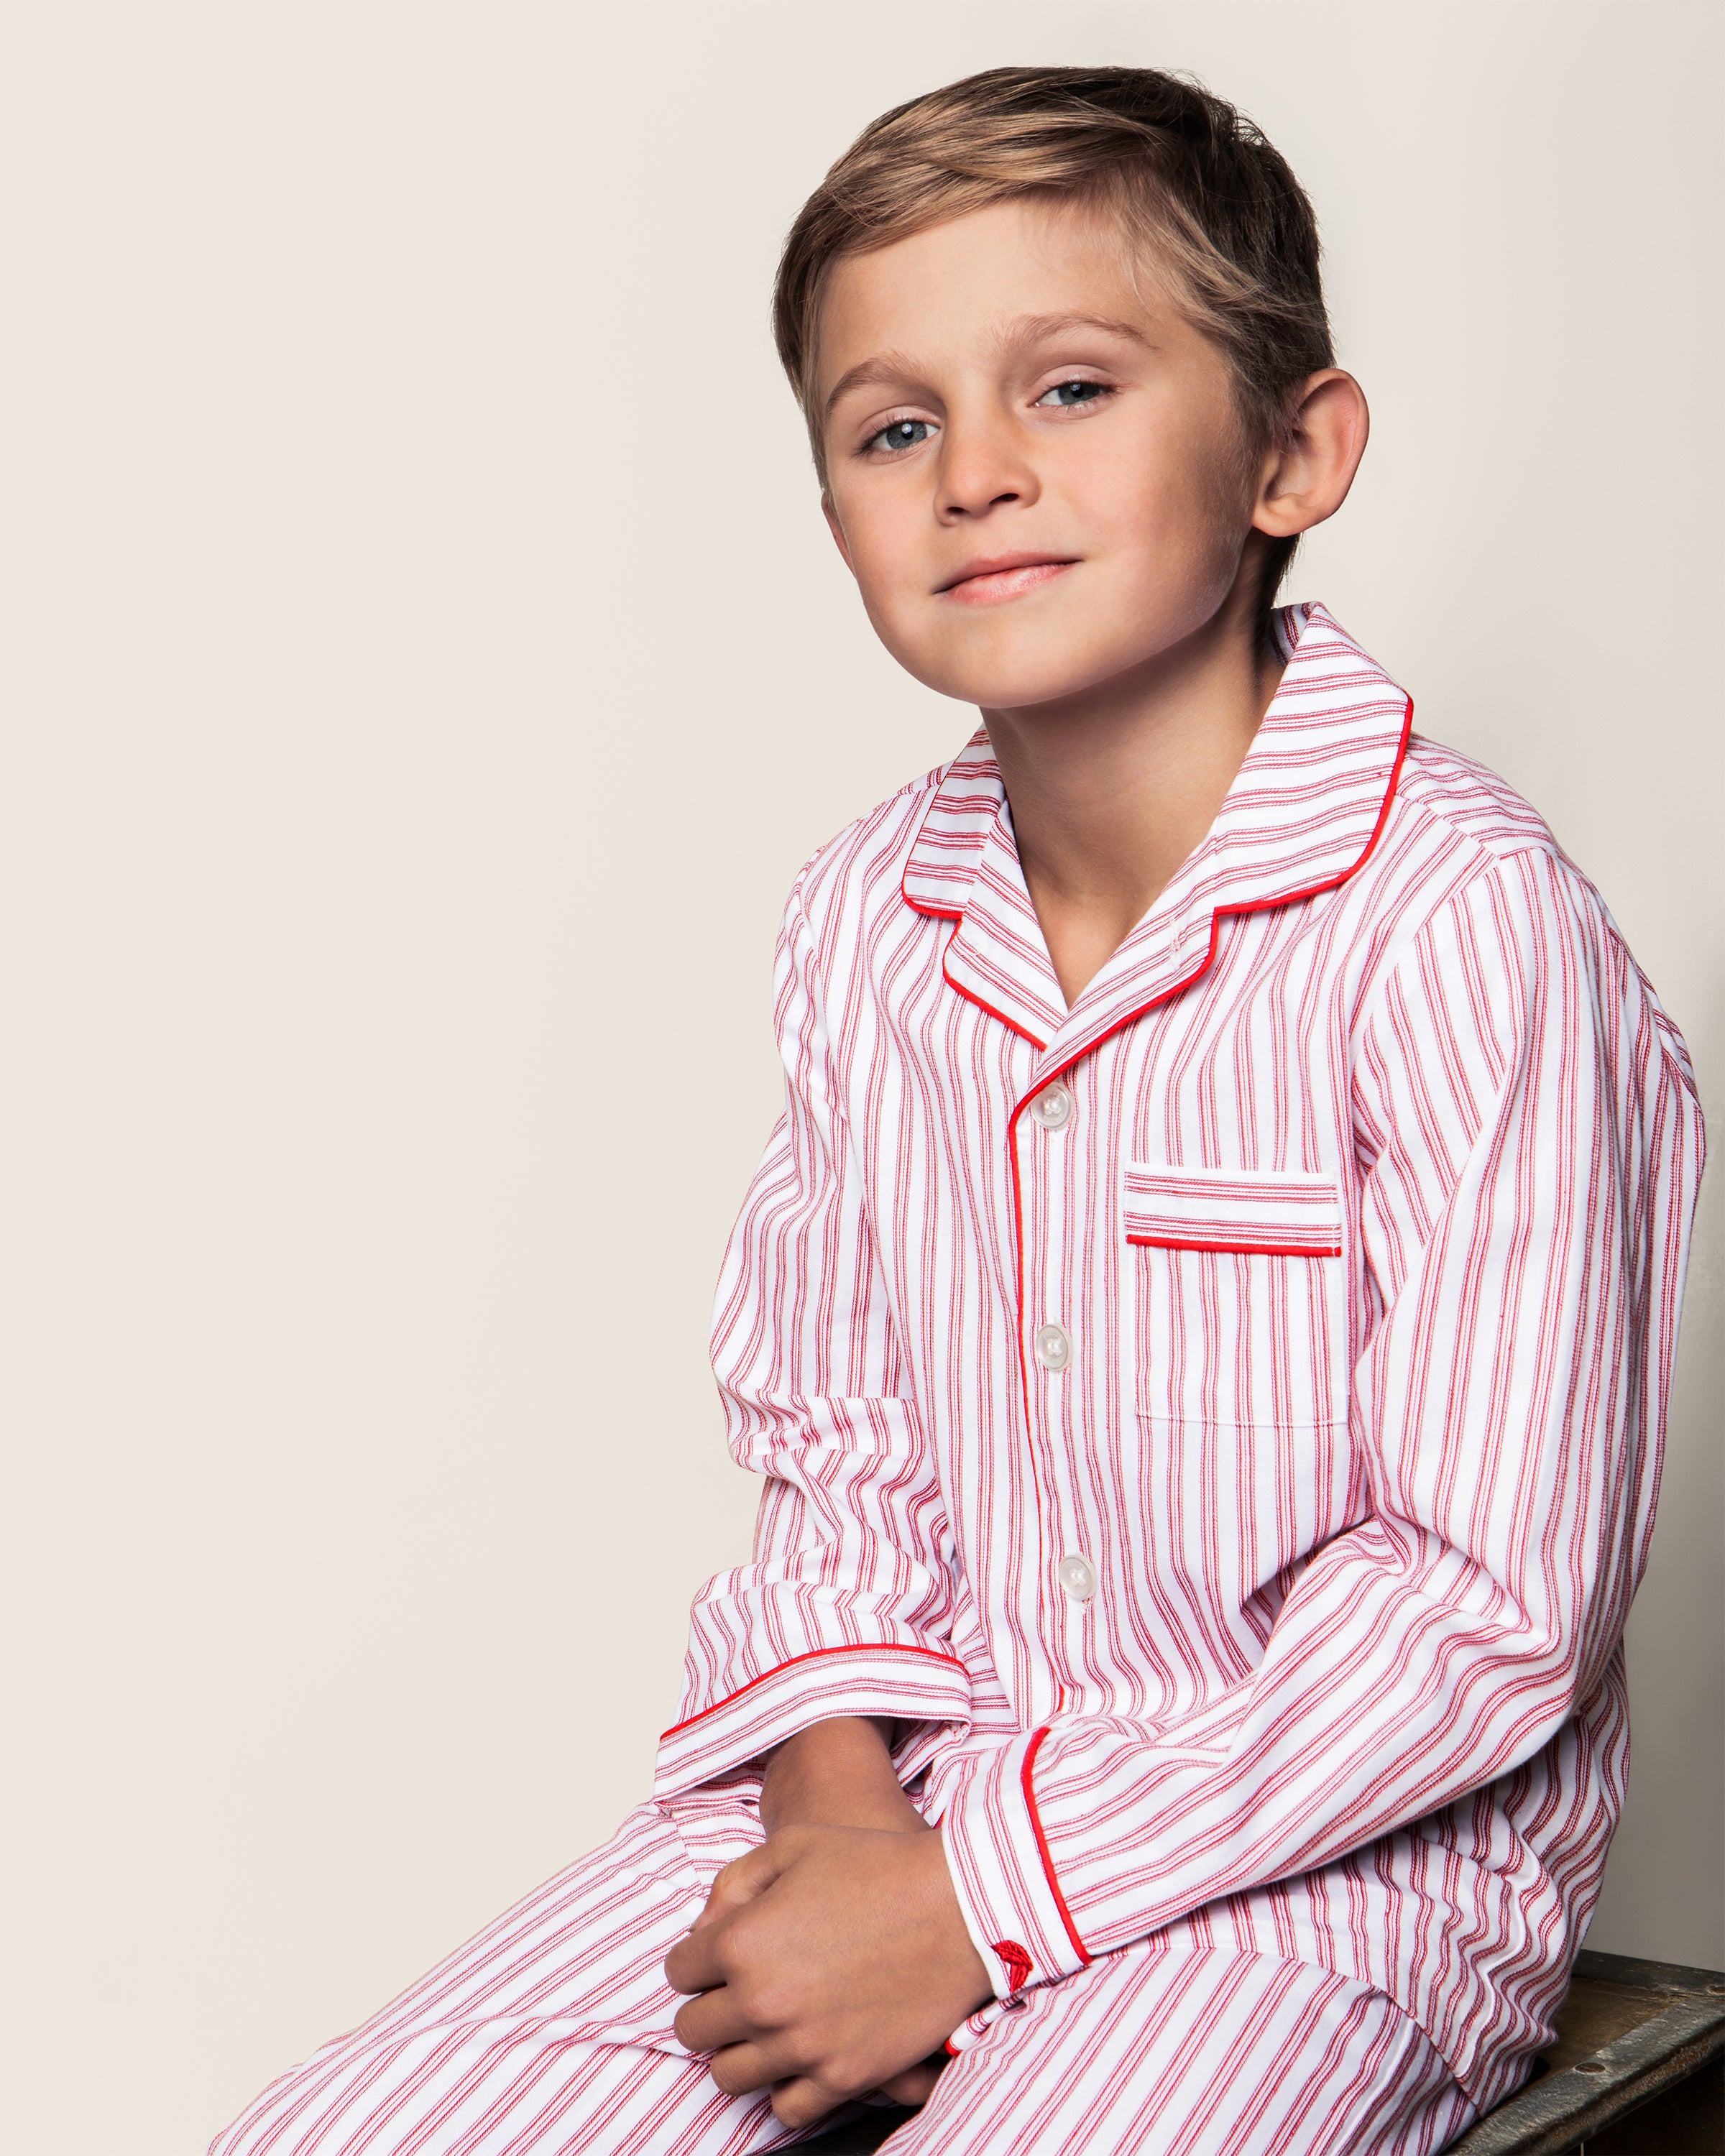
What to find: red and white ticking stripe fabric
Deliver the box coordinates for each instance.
[657,602,1706,2114]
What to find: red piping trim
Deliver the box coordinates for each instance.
[1006,1097,1053,1642]
[658,1642,965,1741]
[940,945,1047,1049]
[904,891,962,923]
[1021,1725,1092,1966]
[903,872,1050,1049]
[899,745,998,922]
[1126,1233,1342,1258]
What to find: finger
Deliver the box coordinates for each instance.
[704,2041,788,2101]
[662,1926,724,1998]
[672,1986,753,2058]
[685,1886,724,1935]
[878,2056,946,2106]
[768,2073,845,2131]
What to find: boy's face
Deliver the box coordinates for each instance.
[816,198,1269,712]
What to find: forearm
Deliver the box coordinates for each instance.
[941,1528,1596,1989]
[760,1715,924,1835]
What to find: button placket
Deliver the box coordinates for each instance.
[1021,1069,1089,1674]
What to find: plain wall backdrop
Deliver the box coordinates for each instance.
[2,4,1719,2149]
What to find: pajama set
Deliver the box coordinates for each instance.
[216,604,1705,2156]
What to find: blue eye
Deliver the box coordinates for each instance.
[1037,379,1108,408]
[865,418,933,454]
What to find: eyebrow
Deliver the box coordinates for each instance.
[1001,310,1152,354]
[823,349,924,420]
[822,310,1151,419]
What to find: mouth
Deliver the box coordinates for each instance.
[936,553,1079,606]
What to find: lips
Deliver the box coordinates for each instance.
[937,553,1078,606]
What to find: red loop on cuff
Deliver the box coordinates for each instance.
[992,1940,1034,1994]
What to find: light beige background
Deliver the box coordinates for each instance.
[3,4,1719,2149]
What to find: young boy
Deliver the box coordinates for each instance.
[214,66,1706,2156]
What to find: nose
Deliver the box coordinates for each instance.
[936,410,1039,522]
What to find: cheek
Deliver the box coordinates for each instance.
[841,502,933,633]
[1092,430,1235,567]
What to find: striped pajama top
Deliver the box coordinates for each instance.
[651,601,1706,2110]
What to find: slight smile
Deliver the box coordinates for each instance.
[937,553,1079,606]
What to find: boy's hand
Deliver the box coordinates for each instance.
[664,1819,991,2129]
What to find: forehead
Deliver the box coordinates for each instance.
[815,196,1200,399]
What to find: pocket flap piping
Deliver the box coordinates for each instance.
[1124,1163,1343,1257]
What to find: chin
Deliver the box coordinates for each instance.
[893,617,1179,716]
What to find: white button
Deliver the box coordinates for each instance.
[1030,1082,1072,1132]
[1034,1322,1071,1371]
[1057,1553,1097,1602]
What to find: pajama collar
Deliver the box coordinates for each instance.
[899,600,1413,1084]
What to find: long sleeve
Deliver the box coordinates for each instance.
[939,846,1706,1985]
[654,881,970,1799]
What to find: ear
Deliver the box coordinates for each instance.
[1252,370,1370,540]
[822,494,856,574]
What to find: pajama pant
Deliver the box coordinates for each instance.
[211,1794,1478,2156]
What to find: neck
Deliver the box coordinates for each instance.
[980,588,1286,1006]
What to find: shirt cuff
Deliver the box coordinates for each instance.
[653,1641,970,1801]
[934,1725,1091,1992]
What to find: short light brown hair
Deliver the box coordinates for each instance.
[773,65,1335,635]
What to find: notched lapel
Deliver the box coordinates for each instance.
[900,604,1412,1088]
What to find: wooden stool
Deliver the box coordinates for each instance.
[799,1950,1725,2153]
[1448,1950,1724,2154]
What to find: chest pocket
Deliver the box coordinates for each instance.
[1126,1162,1347,1432]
